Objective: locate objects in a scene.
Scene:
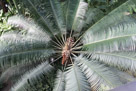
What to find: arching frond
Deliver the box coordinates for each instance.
[83,8,104,30]
[111,68,136,84]
[66,0,88,31]
[0,32,54,68]
[53,70,65,91]
[11,61,53,91]
[50,0,66,34]
[90,51,136,72]
[83,0,136,36]
[83,0,136,53]
[82,0,136,31]
[0,62,37,84]
[65,63,90,91]
[75,55,122,90]
[16,0,65,35]
[83,23,136,52]
[8,15,51,41]
[72,1,88,32]
[1,31,50,45]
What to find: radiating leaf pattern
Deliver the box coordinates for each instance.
[0,0,136,91]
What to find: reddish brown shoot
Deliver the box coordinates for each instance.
[61,37,74,65]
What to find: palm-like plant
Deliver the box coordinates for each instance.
[1,0,136,91]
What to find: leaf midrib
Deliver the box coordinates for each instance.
[72,0,83,30]
[50,0,65,32]
[84,0,130,34]
[72,64,81,91]
[27,0,53,35]
[95,52,136,61]
[55,72,64,91]
[0,48,52,59]
[84,33,136,47]
[80,59,114,86]
[66,0,81,29]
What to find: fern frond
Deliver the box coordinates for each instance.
[65,63,90,91]
[66,0,88,31]
[0,32,54,68]
[11,61,53,91]
[83,0,136,35]
[75,55,122,90]
[83,8,104,30]
[90,51,136,72]
[50,0,66,34]
[0,62,37,84]
[53,70,65,91]
[72,1,88,32]
[83,23,136,52]
[8,15,51,42]
[16,0,65,35]
[83,0,136,52]
[111,68,136,84]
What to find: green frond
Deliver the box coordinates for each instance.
[72,1,88,32]
[1,31,50,44]
[60,0,68,21]
[53,70,65,91]
[65,63,90,91]
[11,61,53,91]
[82,0,136,54]
[8,15,51,41]
[66,0,88,31]
[83,0,135,31]
[111,68,136,84]
[90,51,136,72]
[16,0,67,35]
[75,55,122,90]
[0,32,54,68]
[83,8,104,30]
[83,23,136,52]
[83,0,136,35]
[0,62,37,84]
[50,0,66,34]
[1,0,136,90]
